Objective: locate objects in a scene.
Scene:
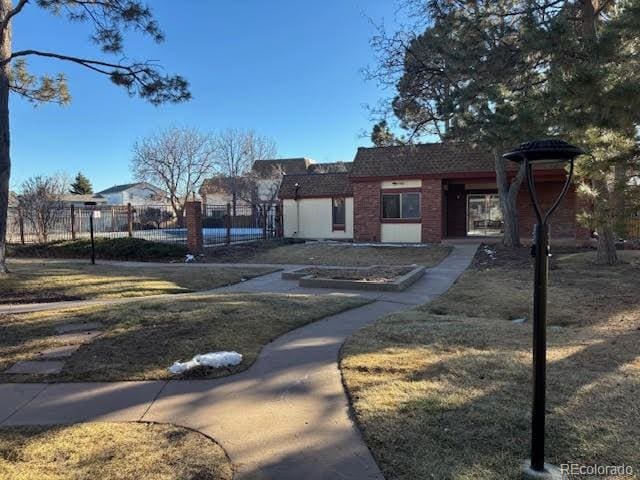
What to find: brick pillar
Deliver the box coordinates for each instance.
[353,181,381,242]
[185,201,203,253]
[421,178,443,243]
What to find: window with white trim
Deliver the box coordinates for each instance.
[381,192,421,219]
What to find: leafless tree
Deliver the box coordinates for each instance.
[214,128,277,213]
[131,126,217,221]
[18,174,67,243]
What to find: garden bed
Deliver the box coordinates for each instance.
[284,265,425,291]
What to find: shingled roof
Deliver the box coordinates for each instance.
[278,173,353,199]
[351,143,499,177]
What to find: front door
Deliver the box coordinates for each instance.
[467,193,503,236]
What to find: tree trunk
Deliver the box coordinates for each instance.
[494,150,525,247]
[613,159,627,237]
[594,178,618,265]
[0,1,12,275]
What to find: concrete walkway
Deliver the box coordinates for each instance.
[0,244,478,480]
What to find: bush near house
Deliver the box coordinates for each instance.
[7,238,188,262]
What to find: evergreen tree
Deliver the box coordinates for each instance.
[370,0,640,262]
[69,172,93,195]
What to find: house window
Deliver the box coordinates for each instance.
[382,192,421,219]
[332,198,346,230]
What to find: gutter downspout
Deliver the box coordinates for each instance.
[294,183,300,238]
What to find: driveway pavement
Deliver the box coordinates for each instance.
[0,244,479,480]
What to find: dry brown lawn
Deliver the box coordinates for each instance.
[0,293,368,382]
[341,247,640,480]
[0,422,232,480]
[0,259,276,303]
[206,241,451,267]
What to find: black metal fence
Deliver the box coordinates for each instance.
[202,203,280,246]
[6,202,282,247]
[6,204,185,245]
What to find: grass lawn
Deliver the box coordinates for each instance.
[0,293,369,382]
[206,240,451,267]
[341,246,640,480]
[0,259,276,303]
[0,422,232,480]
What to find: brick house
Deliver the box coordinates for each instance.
[278,143,589,244]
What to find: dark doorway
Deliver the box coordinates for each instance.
[446,184,466,237]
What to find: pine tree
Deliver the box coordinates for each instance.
[69,172,93,195]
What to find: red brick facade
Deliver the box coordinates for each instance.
[353,182,381,242]
[352,176,585,244]
[421,178,443,243]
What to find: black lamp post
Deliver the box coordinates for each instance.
[503,139,585,478]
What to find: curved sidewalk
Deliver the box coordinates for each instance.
[0,244,478,480]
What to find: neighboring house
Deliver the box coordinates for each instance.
[200,158,316,206]
[8,191,18,208]
[199,176,254,207]
[279,143,589,244]
[97,182,169,205]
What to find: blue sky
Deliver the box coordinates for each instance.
[10,1,405,192]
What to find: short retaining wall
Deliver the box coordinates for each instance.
[284,265,425,292]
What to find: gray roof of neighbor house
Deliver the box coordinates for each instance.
[97,182,164,195]
[351,143,501,177]
[307,162,352,174]
[59,194,107,204]
[252,158,315,176]
[278,173,353,199]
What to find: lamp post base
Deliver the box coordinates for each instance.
[521,460,562,480]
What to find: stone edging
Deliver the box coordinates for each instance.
[285,265,426,291]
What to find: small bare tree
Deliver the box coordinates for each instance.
[131,126,217,222]
[18,174,67,243]
[214,128,277,214]
[238,164,284,237]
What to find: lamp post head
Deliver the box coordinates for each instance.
[503,139,585,164]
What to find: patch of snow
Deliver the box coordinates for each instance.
[185,254,196,263]
[482,246,497,259]
[168,351,243,374]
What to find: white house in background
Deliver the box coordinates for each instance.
[278,172,354,240]
[97,182,169,205]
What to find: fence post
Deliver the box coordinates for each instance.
[226,202,231,245]
[185,201,203,253]
[276,203,283,239]
[70,204,76,240]
[127,203,133,238]
[18,209,25,245]
[262,204,267,240]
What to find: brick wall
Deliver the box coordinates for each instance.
[185,201,203,252]
[422,178,443,242]
[353,182,381,242]
[517,182,580,242]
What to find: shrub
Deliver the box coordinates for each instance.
[8,238,188,262]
